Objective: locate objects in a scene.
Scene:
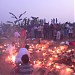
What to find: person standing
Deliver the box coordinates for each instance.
[20,27,26,47]
[14,29,20,43]
[68,25,73,38]
[56,30,61,41]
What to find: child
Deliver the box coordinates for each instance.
[18,54,33,75]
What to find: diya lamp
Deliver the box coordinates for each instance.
[33,60,42,69]
[4,43,7,47]
[0,45,3,48]
[59,67,73,75]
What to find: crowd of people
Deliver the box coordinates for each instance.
[28,22,74,41]
[0,22,75,44]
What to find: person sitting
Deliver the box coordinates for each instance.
[15,45,30,64]
[18,54,33,75]
[14,54,34,75]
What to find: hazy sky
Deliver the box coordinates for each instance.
[0,0,74,23]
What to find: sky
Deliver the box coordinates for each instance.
[0,0,74,23]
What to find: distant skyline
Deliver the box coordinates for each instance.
[0,0,74,23]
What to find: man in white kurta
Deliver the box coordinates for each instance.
[15,45,30,64]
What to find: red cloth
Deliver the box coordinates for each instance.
[69,41,75,46]
[20,29,26,38]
